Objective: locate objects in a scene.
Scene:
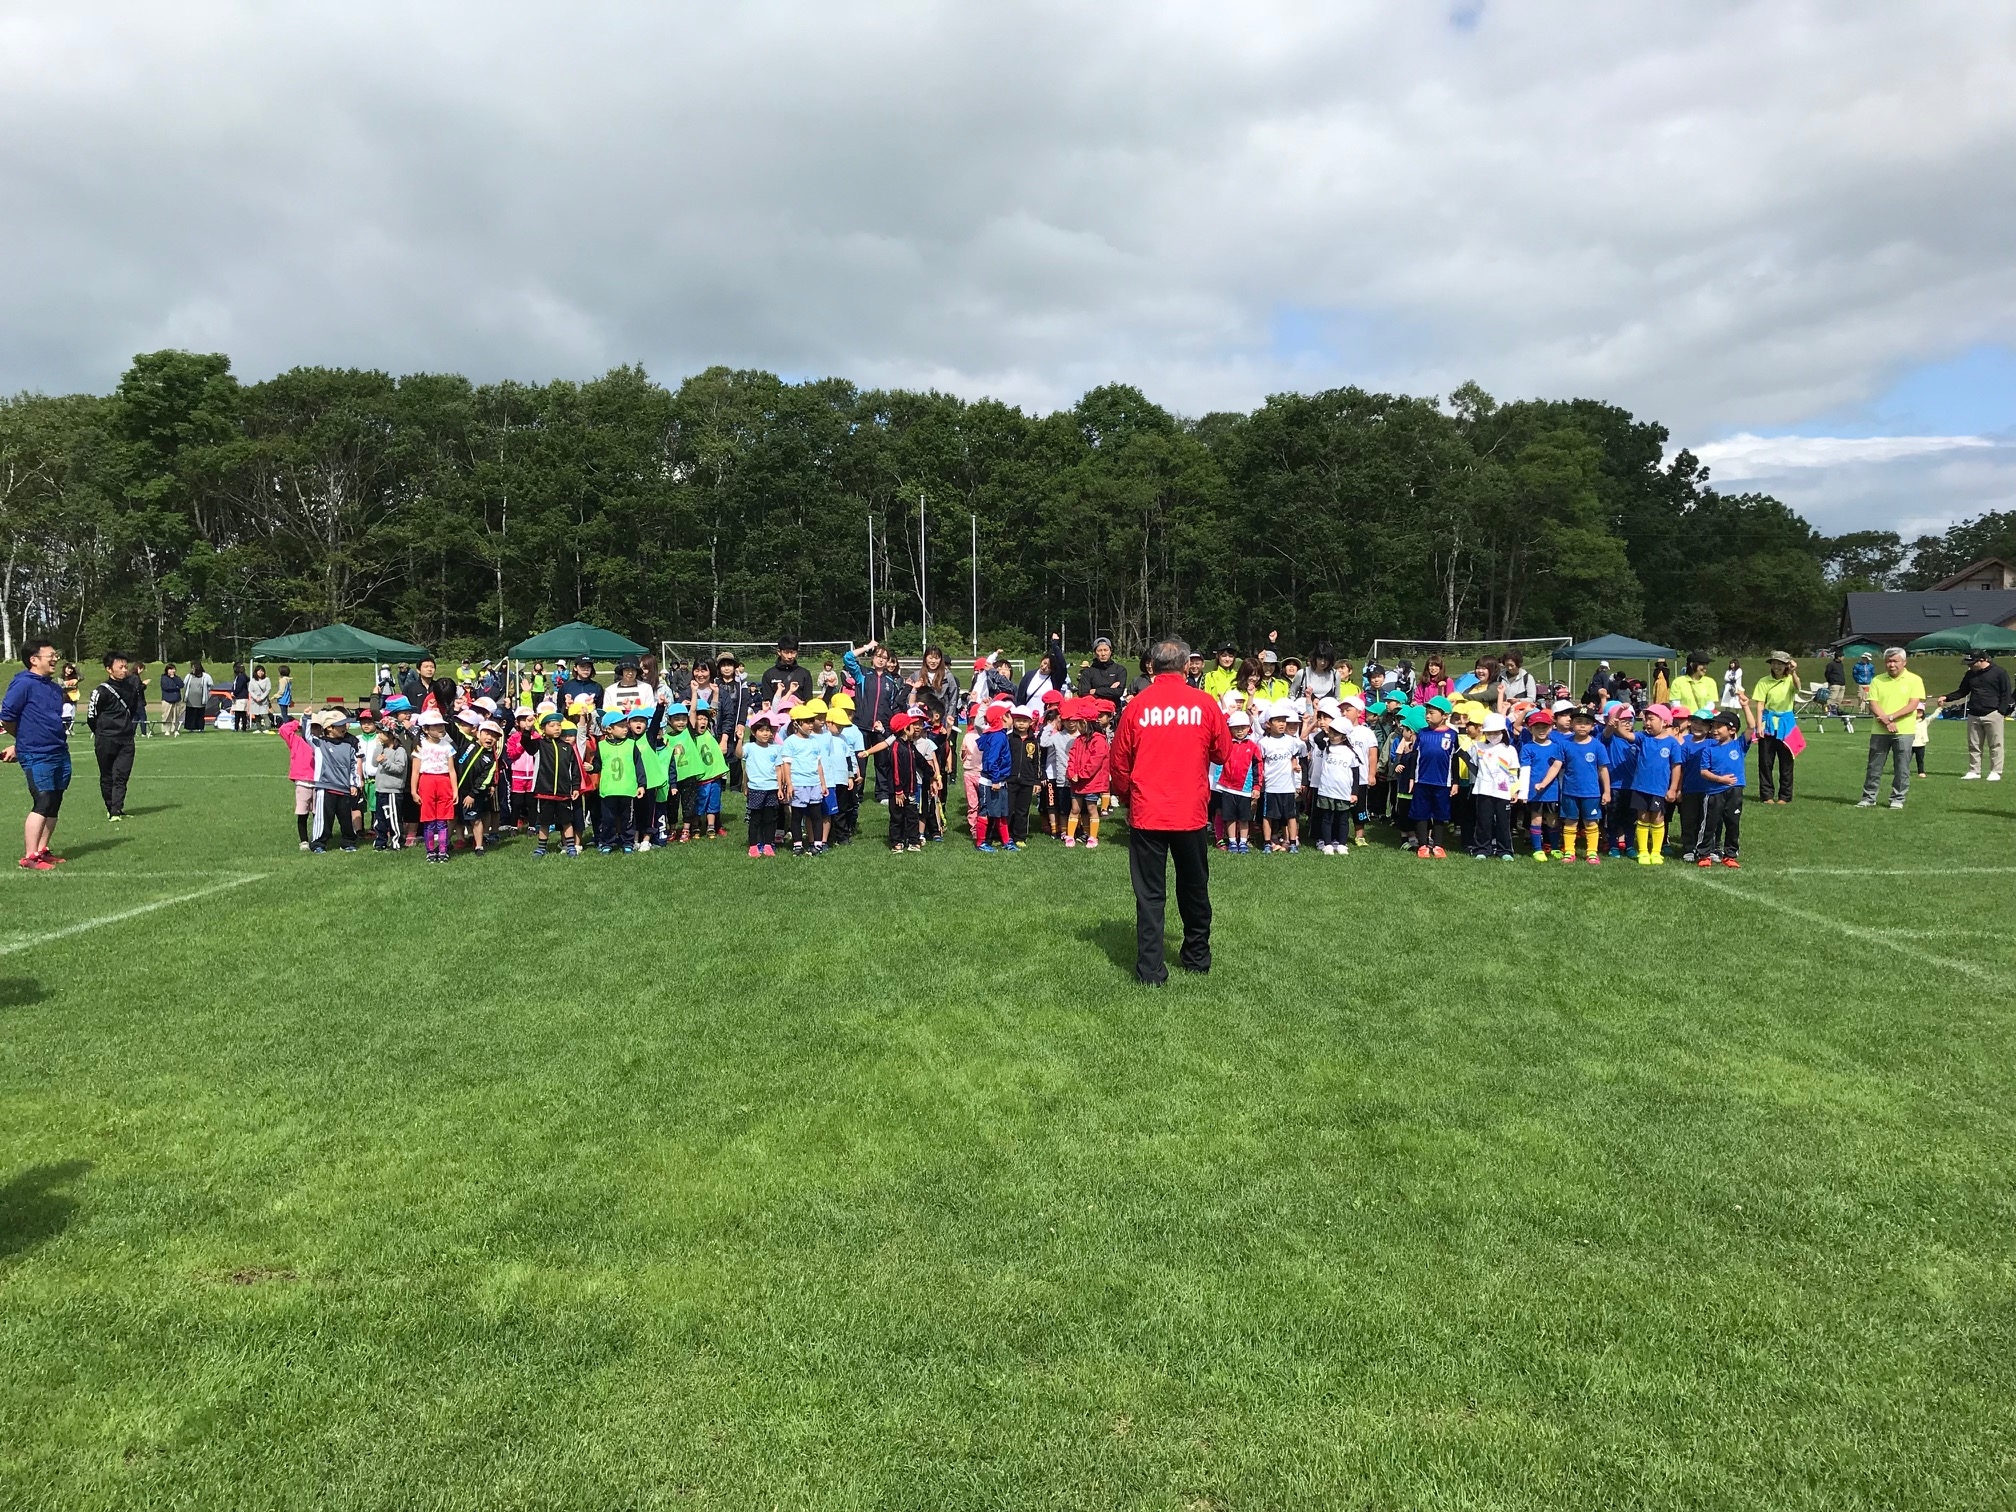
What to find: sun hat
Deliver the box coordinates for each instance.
[828,692,855,710]
[1340,694,1365,710]
[984,705,1008,729]
[478,719,503,735]
[1258,649,1278,663]
[417,709,446,727]
[1427,695,1453,713]
[664,700,688,716]
[1227,710,1251,727]
[568,696,593,715]
[540,708,563,725]
[382,695,411,713]
[1551,698,1575,714]
[1691,707,1714,721]
[1012,704,1035,720]
[889,711,914,733]
[1483,712,1508,732]
[1316,696,1342,719]
[474,696,498,713]
[600,709,628,729]
[1040,689,1063,705]
[456,709,482,728]
[1527,709,1553,729]
[795,699,827,721]
[1400,705,1429,731]
[1768,650,1792,663]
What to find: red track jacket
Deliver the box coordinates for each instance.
[1109,673,1231,832]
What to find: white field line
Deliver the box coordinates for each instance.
[0,874,268,957]
[0,870,262,881]
[1778,866,2016,877]
[1690,875,2011,988]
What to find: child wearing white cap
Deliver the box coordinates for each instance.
[1305,700,1360,855]
[1469,714,1520,859]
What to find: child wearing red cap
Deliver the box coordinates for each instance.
[1063,699,1110,848]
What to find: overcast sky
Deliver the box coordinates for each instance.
[3,1,2012,537]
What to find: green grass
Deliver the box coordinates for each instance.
[2,722,2013,1510]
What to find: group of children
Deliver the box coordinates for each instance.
[280,691,735,860]
[1212,689,1752,867]
[274,643,1753,870]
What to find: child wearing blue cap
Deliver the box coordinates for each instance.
[597,707,643,853]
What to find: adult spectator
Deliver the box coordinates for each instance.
[1,639,71,868]
[1201,642,1239,700]
[1858,646,1925,809]
[1017,635,1071,705]
[1851,651,1876,712]
[1823,651,1847,713]
[247,664,272,731]
[1109,636,1232,986]
[559,655,603,712]
[1496,650,1538,712]
[1182,650,1205,689]
[1749,651,1801,804]
[1128,653,1155,701]
[601,656,657,716]
[1945,649,2011,782]
[843,640,906,800]
[1669,655,1719,716]
[182,661,213,732]
[916,646,963,720]
[1582,661,1615,706]
[1080,637,1129,709]
[157,663,184,739]
[757,634,814,708]
[86,652,144,820]
[399,658,433,708]
[1720,657,1747,710]
[228,662,249,733]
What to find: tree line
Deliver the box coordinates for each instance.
[0,349,1946,665]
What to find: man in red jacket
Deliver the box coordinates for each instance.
[1109,636,1232,984]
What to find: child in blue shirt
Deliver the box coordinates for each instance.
[1558,707,1612,864]
[1676,710,1716,861]
[1692,711,1749,867]
[1626,707,1684,866]
[1408,699,1459,857]
[742,717,783,857]
[1519,714,1565,860]
[780,705,831,855]
[1603,705,1638,855]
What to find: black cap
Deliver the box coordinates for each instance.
[1712,709,1741,727]
[574,655,593,668]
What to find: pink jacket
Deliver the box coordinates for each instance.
[279,718,316,782]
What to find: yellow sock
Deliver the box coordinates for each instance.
[1651,821,1666,852]
[1635,819,1650,853]
[1088,811,1101,840]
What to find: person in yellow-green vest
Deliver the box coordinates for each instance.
[688,707,732,839]
[595,707,647,853]
[635,702,678,848]
[1668,654,1719,718]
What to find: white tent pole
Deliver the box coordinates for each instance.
[867,512,875,641]
[918,491,927,644]
[970,512,978,658]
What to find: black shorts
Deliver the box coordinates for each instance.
[1216,791,1252,822]
[1262,791,1298,822]
[534,797,574,828]
[1531,799,1560,819]
[1629,792,1668,817]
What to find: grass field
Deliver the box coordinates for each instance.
[2,715,2013,1509]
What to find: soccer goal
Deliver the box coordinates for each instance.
[1364,637,1573,688]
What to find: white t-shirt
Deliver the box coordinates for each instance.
[1342,723,1377,777]
[602,681,657,716]
[416,738,456,775]
[1256,733,1306,794]
[1471,741,1519,801]
[1308,732,1360,800]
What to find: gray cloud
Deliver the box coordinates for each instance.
[3,1,2013,536]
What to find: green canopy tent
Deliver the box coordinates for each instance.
[506,621,649,662]
[246,622,431,709]
[1552,633,1683,696]
[1908,624,2016,656]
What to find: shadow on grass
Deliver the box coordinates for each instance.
[0,978,48,1009]
[0,1160,90,1262]
[1950,807,2016,821]
[1076,919,1137,974]
[1794,793,1864,807]
[50,837,129,860]
[120,804,177,817]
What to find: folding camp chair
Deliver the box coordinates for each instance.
[1793,681,1853,732]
